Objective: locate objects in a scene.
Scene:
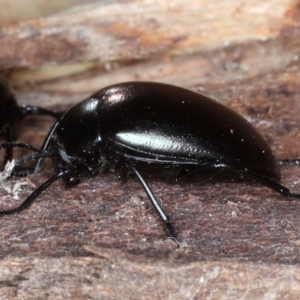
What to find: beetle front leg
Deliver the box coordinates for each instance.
[15,105,64,119]
[126,160,179,244]
[0,170,67,216]
[1,123,14,167]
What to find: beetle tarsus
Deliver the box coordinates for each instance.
[0,171,67,217]
[126,160,177,239]
[11,166,35,177]
[288,192,300,199]
[165,221,180,246]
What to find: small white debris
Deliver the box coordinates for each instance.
[1,160,15,180]
[0,160,29,200]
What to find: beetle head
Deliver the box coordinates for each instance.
[51,97,103,173]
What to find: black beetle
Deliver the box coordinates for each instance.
[0,76,63,166]
[0,81,299,241]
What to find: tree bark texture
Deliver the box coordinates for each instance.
[0,0,300,299]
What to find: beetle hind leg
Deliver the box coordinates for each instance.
[254,177,300,200]
[212,162,300,200]
[126,160,179,244]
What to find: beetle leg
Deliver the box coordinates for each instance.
[0,170,67,216]
[126,160,179,244]
[14,105,64,119]
[1,123,14,167]
[247,173,300,199]
[212,162,300,199]
[10,166,35,177]
[0,142,43,177]
[34,120,60,172]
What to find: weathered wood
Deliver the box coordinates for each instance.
[0,0,95,25]
[1,249,300,299]
[1,63,300,298]
[1,0,300,299]
[0,0,299,90]
[0,0,297,69]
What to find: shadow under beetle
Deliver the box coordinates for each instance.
[0,76,63,167]
[0,81,300,241]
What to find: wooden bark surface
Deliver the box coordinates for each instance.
[1,249,300,299]
[0,0,300,299]
[0,0,297,69]
[0,0,299,93]
[1,65,300,299]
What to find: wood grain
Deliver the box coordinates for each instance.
[1,64,300,298]
[0,0,296,69]
[0,0,300,299]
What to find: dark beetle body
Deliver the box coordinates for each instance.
[0,78,18,122]
[1,81,299,241]
[0,76,62,165]
[56,82,279,182]
[0,77,19,140]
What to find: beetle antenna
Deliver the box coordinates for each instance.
[33,120,59,172]
[13,152,58,166]
[0,142,41,153]
[9,151,58,177]
[0,143,57,177]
